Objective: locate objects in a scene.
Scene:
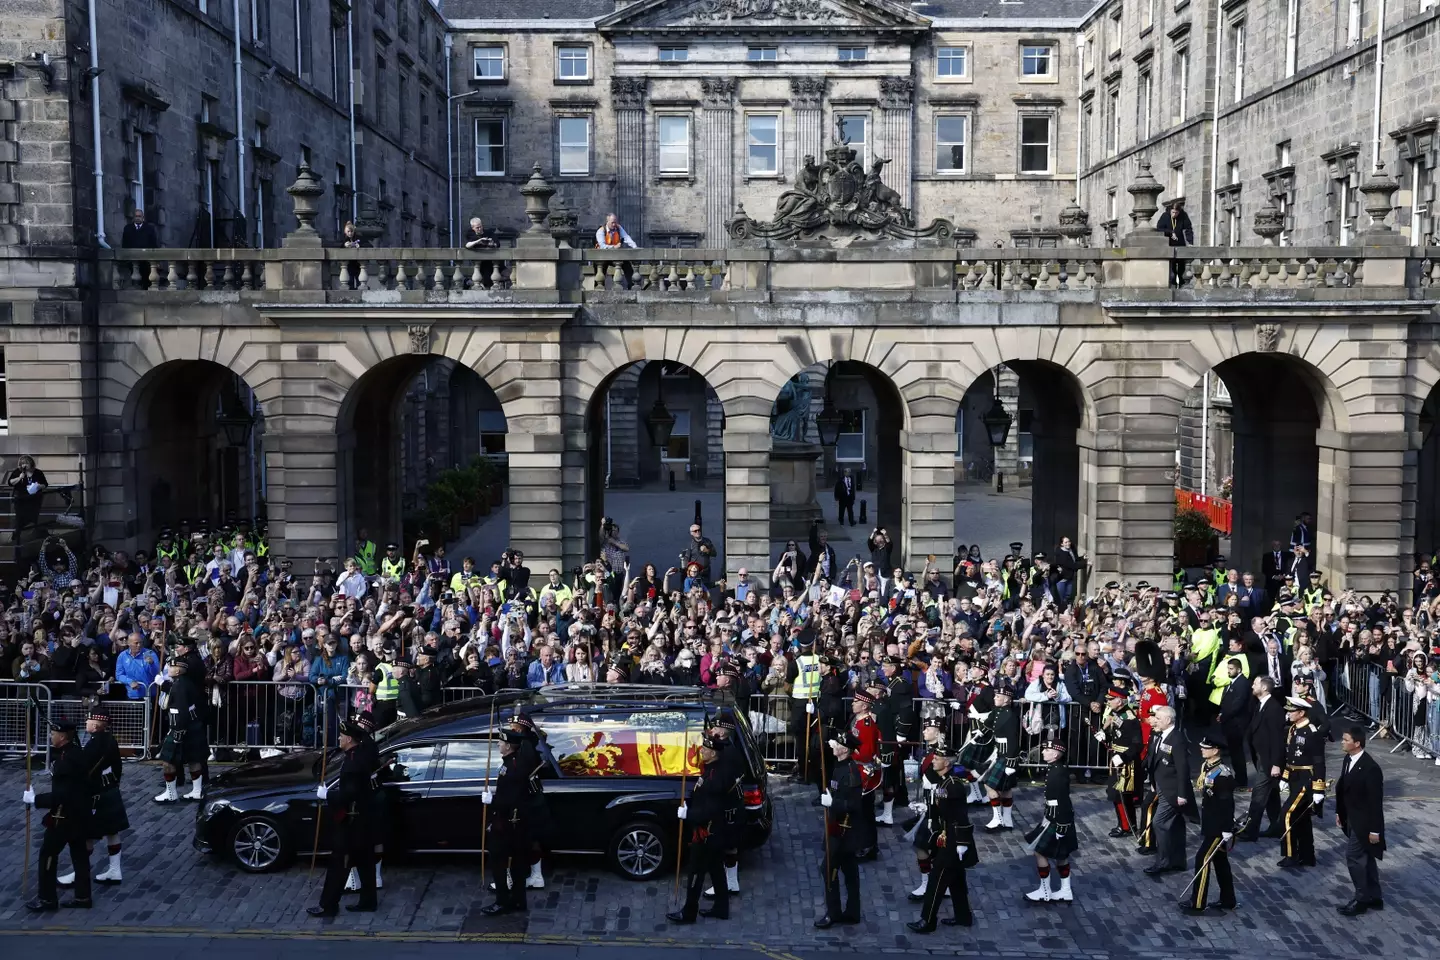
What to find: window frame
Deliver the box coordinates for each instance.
[934,113,970,175]
[837,45,868,62]
[657,113,693,176]
[834,409,866,464]
[1020,43,1057,81]
[555,44,592,83]
[1173,44,1190,124]
[746,45,778,62]
[556,114,592,176]
[745,112,781,178]
[1227,18,1246,103]
[658,45,689,63]
[661,410,692,464]
[472,44,506,82]
[1137,68,1152,141]
[1018,112,1054,175]
[473,115,507,177]
[935,44,971,82]
[836,113,870,168]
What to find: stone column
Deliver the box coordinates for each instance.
[610,77,648,244]
[504,343,566,576]
[878,76,915,208]
[994,366,1021,484]
[723,412,772,587]
[701,78,737,247]
[789,77,827,173]
[902,402,959,570]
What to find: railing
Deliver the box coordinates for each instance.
[0,680,152,765]
[955,255,1105,291]
[1175,488,1233,536]
[205,679,321,754]
[1181,253,1361,288]
[582,250,729,293]
[1334,658,1440,759]
[322,249,514,292]
[110,249,271,291]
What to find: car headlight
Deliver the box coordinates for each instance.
[203,799,232,818]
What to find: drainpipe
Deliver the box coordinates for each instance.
[445,33,455,245]
[232,0,246,238]
[348,3,358,218]
[87,0,109,247]
[1200,371,1210,496]
[1370,0,1387,172]
[1074,32,1085,205]
[1207,0,1225,244]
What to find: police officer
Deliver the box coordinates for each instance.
[353,528,378,576]
[787,633,822,787]
[369,641,401,728]
[308,717,380,916]
[23,719,92,911]
[380,543,406,581]
[1181,734,1239,914]
[667,732,738,924]
[1278,696,1326,869]
[816,730,873,928]
[907,744,977,932]
[58,708,129,888]
[153,653,208,803]
[482,728,531,915]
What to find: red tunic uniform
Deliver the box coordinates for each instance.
[851,713,882,794]
[1138,683,1169,759]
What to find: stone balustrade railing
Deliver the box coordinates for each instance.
[90,245,1440,302]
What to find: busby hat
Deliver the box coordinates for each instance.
[1133,639,1166,683]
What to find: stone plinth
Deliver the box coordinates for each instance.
[769,441,824,543]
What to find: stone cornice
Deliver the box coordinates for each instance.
[1101,299,1428,322]
[254,304,580,324]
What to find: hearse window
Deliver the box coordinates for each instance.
[541,710,702,778]
[436,740,503,782]
[381,744,440,783]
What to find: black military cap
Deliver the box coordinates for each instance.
[339,718,370,740]
[701,732,726,751]
[1009,541,1025,552]
[48,718,78,734]
[1196,734,1223,750]
[607,662,630,682]
[500,728,525,745]
[86,707,110,724]
[829,730,860,751]
[932,743,957,760]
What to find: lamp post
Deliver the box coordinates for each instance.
[981,368,1013,493]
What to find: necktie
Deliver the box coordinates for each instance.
[1342,755,1352,779]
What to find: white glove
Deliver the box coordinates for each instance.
[956,845,968,858]
[1046,799,1059,807]
[1005,767,1016,776]
[481,789,493,805]
[948,700,961,711]
[1222,832,1233,843]
[805,701,815,715]
[315,784,328,801]
[22,788,35,805]
[676,803,688,820]
[1094,731,1106,742]
[820,791,833,808]
[1111,755,1124,767]
[1314,793,1325,802]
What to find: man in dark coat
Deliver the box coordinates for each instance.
[1142,705,1194,876]
[1156,199,1193,287]
[482,728,532,915]
[667,732,740,924]
[120,208,161,248]
[58,708,129,889]
[153,654,208,803]
[24,719,93,910]
[1216,657,1253,788]
[1181,735,1238,914]
[1241,675,1286,840]
[815,730,874,928]
[833,468,857,527]
[906,744,976,932]
[308,717,380,916]
[1335,726,1385,915]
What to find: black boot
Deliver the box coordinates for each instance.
[306,905,337,917]
[906,920,935,934]
[666,910,696,924]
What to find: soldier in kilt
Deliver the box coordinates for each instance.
[905,718,948,900]
[957,691,995,805]
[58,709,130,889]
[981,679,1022,831]
[153,654,209,804]
[1023,732,1078,904]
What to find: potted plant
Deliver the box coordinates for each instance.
[473,455,505,508]
[1173,506,1214,567]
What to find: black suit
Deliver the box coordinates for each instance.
[808,526,839,583]
[1336,750,1385,903]
[1145,726,1194,870]
[121,220,160,248]
[1262,549,1292,600]
[1243,695,1286,838]
[833,475,857,526]
[1217,675,1253,786]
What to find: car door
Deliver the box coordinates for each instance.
[425,739,502,852]
[372,743,442,852]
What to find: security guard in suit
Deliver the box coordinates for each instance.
[1181,735,1239,914]
[23,719,93,911]
[906,745,977,932]
[667,732,740,924]
[1278,696,1326,869]
[308,717,380,916]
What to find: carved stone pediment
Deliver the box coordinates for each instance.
[598,0,929,33]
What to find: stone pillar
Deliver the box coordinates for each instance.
[724,412,772,587]
[789,77,827,174]
[505,346,566,576]
[611,77,648,244]
[266,392,342,571]
[901,402,958,570]
[701,78,736,247]
[994,366,1021,483]
[561,421,589,574]
[878,77,915,208]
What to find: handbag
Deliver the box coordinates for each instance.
[245,719,261,747]
[1023,702,1044,736]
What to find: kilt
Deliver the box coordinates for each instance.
[88,787,130,838]
[1023,817,1079,860]
[910,817,934,852]
[952,824,981,868]
[958,738,994,773]
[979,758,1017,793]
[159,725,208,766]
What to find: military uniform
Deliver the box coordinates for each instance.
[26,722,93,910]
[667,734,741,924]
[310,719,380,915]
[154,656,209,803]
[483,730,534,914]
[906,749,977,932]
[83,716,128,880]
[1183,739,1238,913]
[1279,697,1326,868]
[849,693,883,853]
[980,683,1022,831]
[510,712,554,890]
[1098,689,1142,837]
[883,664,917,809]
[1023,743,1079,903]
[816,731,875,928]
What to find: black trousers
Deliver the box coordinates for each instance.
[1222,724,1249,787]
[821,846,860,921]
[1281,783,1316,865]
[490,830,528,909]
[837,501,855,525]
[1343,830,1382,903]
[39,827,91,904]
[679,839,728,920]
[319,820,376,910]
[1187,835,1235,909]
[1151,795,1187,869]
[917,847,969,927]
[1244,767,1283,837]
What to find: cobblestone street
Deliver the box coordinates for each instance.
[2,736,1438,958]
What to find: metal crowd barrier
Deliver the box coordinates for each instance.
[204,679,321,754]
[0,680,152,765]
[1333,658,1440,758]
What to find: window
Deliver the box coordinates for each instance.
[473,45,504,80]
[838,114,868,166]
[1106,187,1118,220]
[1228,20,1246,103]
[1228,159,1240,185]
[476,409,507,456]
[1339,178,1357,243]
[419,90,428,153]
[835,409,865,463]
[1277,140,1292,168]
[374,56,386,125]
[838,45,867,62]
[1082,31,1095,75]
[746,114,779,176]
[0,349,8,429]
[1105,85,1120,153]
[746,46,777,62]
[659,46,688,62]
[1137,69,1152,140]
[333,163,348,237]
[953,406,964,461]
[1173,45,1189,123]
[1284,0,1299,76]
[662,410,691,462]
[557,45,591,81]
[1170,161,1184,200]
[1080,103,1092,169]
[436,741,502,782]
[398,73,408,141]
[379,745,439,784]
[935,115,968,173]
[1021,44,1055,78]
[557,116,590,175]
[1347,0,1362,45]
[1141,0,1154,31]
[1020,115,1052,173]
[248,0,267,44]
[658,115,691,174]
[936,46,968,79]
[474,117,506,175]
[1109,8,1122,55]
[294,0,311,78]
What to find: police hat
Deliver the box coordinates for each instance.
[1136,580,1151,589]
[1009,541,1025,552]
[1032,551,1047,561]
[1309,570,1322,579]
[339,718,370,740]
[1197,578,1211,588]
[386,543,399,551]
[1104,580,1121,590]
[1284,695,1313,712]
[1196,734,1223,750]
[829,730,861,751]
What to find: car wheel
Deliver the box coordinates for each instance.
[228,815,290,873]
[608,818,668,880]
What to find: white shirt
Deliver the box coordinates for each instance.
[1342,749,1365,775]
[337,570,368,599]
